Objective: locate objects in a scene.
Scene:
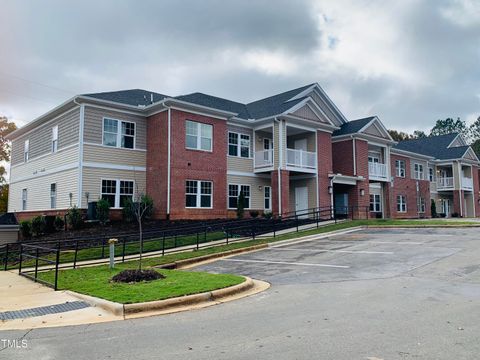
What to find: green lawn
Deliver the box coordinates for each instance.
[37,264,244,304]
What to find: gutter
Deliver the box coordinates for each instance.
[73,98,85,208]
[167,107,171,217]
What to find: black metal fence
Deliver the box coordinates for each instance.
[8,206,369,289]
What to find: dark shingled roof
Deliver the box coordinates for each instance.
[332,116,375,136]
[174,93,251,118]
[0,213,18,226]
[394,133,470,160]
[83,89,169,106]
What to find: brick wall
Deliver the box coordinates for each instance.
[350,139,370,219]
[474,166,480,216]
[317,131,333,208]
[271,170,290,216]
[332,139,354,176]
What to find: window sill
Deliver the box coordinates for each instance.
[185,207,214,210]
[185,147,213,153]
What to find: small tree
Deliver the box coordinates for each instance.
[31,216,46,237]
[431,199,437,218]
[126,193,153,271]
[96,198,110,225]
[237,191,245,219]
[66,206,83,230]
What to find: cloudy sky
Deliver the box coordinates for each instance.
[0,0,479,133]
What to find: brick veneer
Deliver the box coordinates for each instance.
[332,139,354,176]
[317,131,333,208]
[271,170,290,216]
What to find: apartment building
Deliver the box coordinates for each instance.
[6,83,480,221]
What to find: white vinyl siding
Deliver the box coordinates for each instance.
[186,121,212,151]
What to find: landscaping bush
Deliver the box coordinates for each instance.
[249,210,259,218]
[31,216,46,237]
[54,216,65,231]
[236,192,245,219]
[66,206,83,230]
[452,212,459,218]
[19,220,32,239]
[262,211,273,219]
[431,199,437,218]
[44,215,56,233]
[111,269,165,283]
[96,198,110,225]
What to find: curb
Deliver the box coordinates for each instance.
[365,224,480,229]
[67,276,258,317]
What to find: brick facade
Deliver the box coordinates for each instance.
[332,140,354,176]
[317,131,333,208]
[271,170,290,216]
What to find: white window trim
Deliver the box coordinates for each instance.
[428,167,435,182]
[395,159,405,178]
[369,193,382,212]
[397,195,407,213]
[227,183,251,210]
[413,163,424,180]
[52,125,58,153]
[50,183,57,209]
[185,180,213,209]
[102,117,136,150]
[100,178,135,209]
[418,197,426,213]
[228,131,251,158]
[264,186,271,211]
[22,188,27,211]
[24,139,30,163]
[185,120,213,152]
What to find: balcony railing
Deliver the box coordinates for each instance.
[368,162,387,179]
[462,176,473,190]
[437,177,454,190]
[254,149,273,168]
[286,148,316,169]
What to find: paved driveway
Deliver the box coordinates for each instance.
[2,228,480,360]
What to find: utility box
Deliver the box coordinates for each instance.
[87,201,97,220]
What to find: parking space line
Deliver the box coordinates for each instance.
[269,248,394,255]
[219,258,350,268]
[368,241,422,245]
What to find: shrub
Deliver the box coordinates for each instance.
[236,192,245,219]
[249,210,259,218]
[262,211,273,219]
[96,198,110,225]
[452,212,459,218]
[54,216,65,231]
[66,206,83,230]
[31,216,46,237]
[44,215,56,233]
[430,199,437,218]
[111,269,164,283]
[20,220,32,239]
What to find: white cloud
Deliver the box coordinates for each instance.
[440,0,480,28]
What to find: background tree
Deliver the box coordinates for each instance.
[429,117,469,139]
[388,130,413,142]
[0,184,8,213]
[412,130,427,138]
[0,116,17,184]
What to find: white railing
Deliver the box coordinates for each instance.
[437,177,454,189]
[254,149,273,168]
[462,176,473,190]
[368,162,387,179]
[286,148,316,169]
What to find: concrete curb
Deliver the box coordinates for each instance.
[67,276,257,317]
[366,224,480,229]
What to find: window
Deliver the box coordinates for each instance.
[101,180,117,207]
[101,179,134,208]
[395,160,405,177]
[418,197,426,213]
[368,155,379,163]
[24,139,29,162]
[397,195,407,212]
[185,180,212,208]
[50,183,57,209]
[119,180,134,207]
[52,125,58,153]
[22,189,27,210]
[185,120,212,151]
[414,163,424,180]
[102,118,135,149]
[264,186,271,210]
[429,168,434,182]
[228,132,250,158]
[228,184,250,209]
[370,194,381,212]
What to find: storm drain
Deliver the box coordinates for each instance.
[0,301,90,321]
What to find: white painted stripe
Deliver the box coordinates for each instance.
[220,258,349,268]
[270,248,394,255]
[368,241,422,245]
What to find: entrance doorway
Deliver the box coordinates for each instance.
[295,186,309,218]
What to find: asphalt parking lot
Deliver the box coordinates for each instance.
[2,227,480,360]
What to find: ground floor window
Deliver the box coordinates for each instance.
[369,194,381,212]
[50,183,57,209]
[397,195,407,212]
[264,186,271,210]
[185,180,212,208]
[101,179,134,208]
[22,189,27,210]
[228,184,251,209]
[418,197,426,213]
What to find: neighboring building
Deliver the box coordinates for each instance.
[6,83,480,220]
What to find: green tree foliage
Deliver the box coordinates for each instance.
[430,117,469,139]
[96,198,110,225]
[236,191,245,219]
[430,199,437,218]
[388,130,414,142]
[413,130,427,138]
[0,184,8,213]
[0,116,17,184]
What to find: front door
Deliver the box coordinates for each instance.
[441,199,450,217]
[295,186,309,218]
[334,193,349,216]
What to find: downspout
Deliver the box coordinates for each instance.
[329,175,337,218]
[74,99,84,208]
[167,107,171,218]
[275,117,282,216]
[457,161,463,217]
[352,136,357,176]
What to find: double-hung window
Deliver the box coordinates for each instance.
[228,184,250,209]
[264,186,271,211]
[24,139,29,163]
[397,195,407,212]
[395,159,405,177]
[185,180,212,208]
[52,125,58,153]
[418,197,426,213]
[369,194,381,212]
[186,121,212,151]
[429,168,434,182]
[101,179,134,208]
[22,189,27,211]
[414,163,424,180]
[102,118,135,149]
[228,132,250,158]
[50,183,57,209]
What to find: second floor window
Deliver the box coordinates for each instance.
[186,120,212,151]
[395,160,405,177]
[228,132,250,158]
[397,195,407,212]
[429,168,435,182]
[22,189,27,210]
[24,139,29,162]
[414,163,424,180]
[52,125,58,153]
[103,118,135,149]
[50,183,57,209]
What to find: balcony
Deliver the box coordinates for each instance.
[254,149,273,169]
[368,162,387,181]
[286,148,316,171]
[437,177,454,190]
[462,176,473,190]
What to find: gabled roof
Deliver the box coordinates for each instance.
[83,89,169,106]
[332,117,375,136]
[394,133,472,160]
[174,93,251,119]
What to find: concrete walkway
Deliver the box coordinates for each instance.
[0,271,121,330]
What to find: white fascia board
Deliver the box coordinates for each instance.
[447,133,467,148]
[461,147,480,162]
[160,98,238,118]
[280,114,339,133]
[390,148,434,161]
[313,84,349,124]
[332,133,396,145]
[358,116,395,142]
